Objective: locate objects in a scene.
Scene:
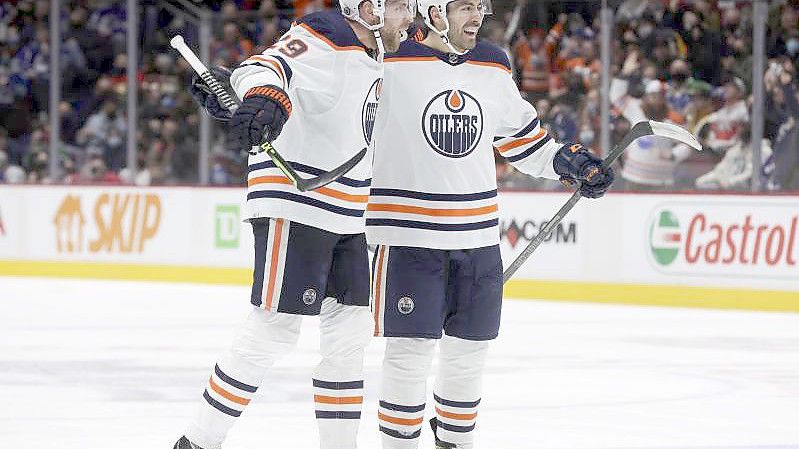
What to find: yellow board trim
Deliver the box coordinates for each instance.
[0,260,252,285]
[1,260,797,312]
[504,279,799,312]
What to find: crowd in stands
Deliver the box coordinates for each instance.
[1,0,798,191]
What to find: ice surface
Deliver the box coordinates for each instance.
[1,277,798,449]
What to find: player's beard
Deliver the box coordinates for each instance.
[450,25,480,53]
[382,28,408,53]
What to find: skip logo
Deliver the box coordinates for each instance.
[362,79,382,144]
[53,193,161,254]
[422,89,483,158]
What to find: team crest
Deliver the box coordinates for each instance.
[397,296,414,315]
[302,288,317,305]
[362,78,382,144]
[422,89,483,158]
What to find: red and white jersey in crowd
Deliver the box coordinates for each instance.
[230,11,381,235]
[704,100,749,151]
[366,40,562,250]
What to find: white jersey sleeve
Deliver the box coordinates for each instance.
[230,19,339,108]
[493,74,561,179]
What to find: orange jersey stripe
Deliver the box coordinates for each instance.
[367,203,498,217]
[373,246,386,336]
[209,377,251,406]
[496,129,547,154]
[314,395,363,405]
[466,60,512,74]
[245,56,286,85]
[297,23,364,52]
[264,218,284,310]
[436,407,477,421]
[248,176,368,203]
[378,412,424,426]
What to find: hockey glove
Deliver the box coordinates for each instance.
[553,143,615,199]
[228,85,292,151]
[188,66,235,122]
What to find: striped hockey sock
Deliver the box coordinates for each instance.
[313,378,364,449]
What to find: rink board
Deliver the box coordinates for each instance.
[0,185,797,311]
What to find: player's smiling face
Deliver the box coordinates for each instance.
[446,0,484,52]
[382,0,414,52]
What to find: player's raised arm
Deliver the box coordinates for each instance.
[494,66,614,199]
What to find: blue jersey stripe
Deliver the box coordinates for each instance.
[368,188,497,202]
[248,191,365,217]
[494,118,540,142]
[271,54,293,85]
[366,218,498,232]
[249,161,371,188]
[505,135,553,163]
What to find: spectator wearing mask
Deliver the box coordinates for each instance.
[666,58,694,124]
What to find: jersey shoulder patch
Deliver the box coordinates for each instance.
[294,11,366,51]
[466,41,511,72]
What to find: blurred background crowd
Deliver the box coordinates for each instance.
[0,0,797,191]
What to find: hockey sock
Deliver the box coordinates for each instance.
[313,299,373,449]
[432,335,489,449]
[184,307,301,449]
[379,337,437,449]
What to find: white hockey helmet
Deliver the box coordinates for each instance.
[417,0,492,54]
[338,0,416,61]
[339,0,387,31]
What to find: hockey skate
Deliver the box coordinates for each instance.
[429,418,457,449]
[173,436,206,449]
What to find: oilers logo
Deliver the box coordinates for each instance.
[422,89,483,158]
[362,78,382,144]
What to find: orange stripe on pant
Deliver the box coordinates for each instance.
[314,395,364,405]
[378,412,424,426]
[264,218,285,310]
[209,377,251,406]
[436,407,477,421]
[373,246,387,336]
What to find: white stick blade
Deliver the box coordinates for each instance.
[648,120,703,151]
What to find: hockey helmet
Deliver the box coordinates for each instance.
[417,0,492,54]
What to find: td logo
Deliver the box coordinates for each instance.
[649,209,682,266]
[215,205,240,249]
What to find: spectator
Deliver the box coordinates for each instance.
[696,77,749,154]
[696,127,772,190]
[611,52,695,189]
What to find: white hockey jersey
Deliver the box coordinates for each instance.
[230,11,381,235]
[366,40,562,250]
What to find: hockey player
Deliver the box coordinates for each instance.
[174,1,413,448]
[366,0,614,447]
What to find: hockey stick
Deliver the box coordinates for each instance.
[502,120,702,283]
[170,35,367,192]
